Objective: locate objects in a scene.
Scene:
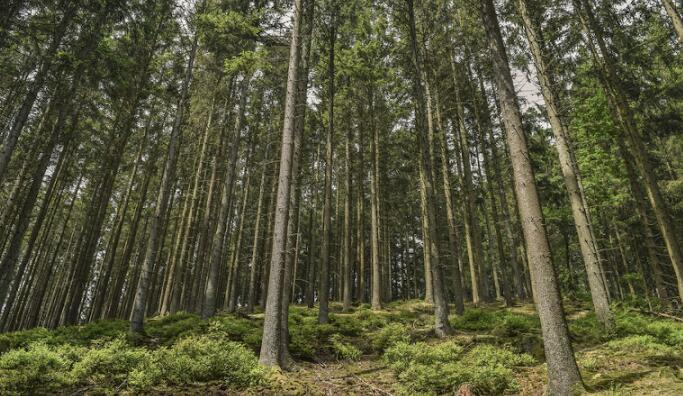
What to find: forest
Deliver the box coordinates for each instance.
[1,0,683,394]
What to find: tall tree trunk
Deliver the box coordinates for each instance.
[259,0,303,368]
[281,0,314,366]
[130,8,200,332]
[246,156,269,313]
[515,0,613,328]
[318,12,336,324]
[480,0,582,393]
[432,91,465,314]
[226,167,251,312]
[203,76,249,317]
[342,102,353,312]
[407,0,452,338]
[369,89,383,310]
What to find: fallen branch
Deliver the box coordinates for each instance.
[628,308,683,322]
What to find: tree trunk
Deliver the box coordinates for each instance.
[369,89,383,310]
[129,10,200,331]
[662,0,683,43]
[407,0,452,338]
[515,0,613,328]
[480,0,582,393]
[259,0,303,368]
[318,13,335,324]
[432,91,465,313]
[202,76,249,317]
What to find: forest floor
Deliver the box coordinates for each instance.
[0,300,682,395]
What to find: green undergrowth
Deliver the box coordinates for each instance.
[385,341,535,395]
[0,300,681,395]
[0,335,265,395]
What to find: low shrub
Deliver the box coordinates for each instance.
[614,310,683,347]
[491,314,538,337]
[134,335,266,389]
[369,323,411,352]
[146,312,207,343]
[208,315,262,349]
[288,316,336,359]
[384,341,534,395]
[51,320,128,346]
[70,338,152,389]
[330,335,362,361]
[0,327,55,354]
[606,335,680,358]
[0,342,84,394]
[329,314,364,336]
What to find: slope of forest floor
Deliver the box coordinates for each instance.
[0,300,681,395]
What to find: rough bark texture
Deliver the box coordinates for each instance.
[259,0,302,368]
[481,0,583,394]
[407,0,452,338]
[516,0,613,328]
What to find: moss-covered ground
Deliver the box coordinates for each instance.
[0,300,681,395]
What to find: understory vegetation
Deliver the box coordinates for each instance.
[1,300,681,395]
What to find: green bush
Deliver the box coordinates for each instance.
[51,320,128,346]
[491,314,538,337]
[369,323,411,352]
[384,341,534,395]
[451,309,498,331]
[146,312,207,343]
[354,308,389,330]
[568,312,606,345]
[70,337,152,389]
[606,335,680,357]
[0,342,84,394]
[329,314,363,336]
[288,316,336,359]
[614,310,683,347]
[330,335,362,361]
[208,315,262,349]
[0,327,55,354]
[139,335,267,388]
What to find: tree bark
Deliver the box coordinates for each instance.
[407,0,453,338]
[515,0,613,328]
[480,0,582,393]
[259,0,303,368]
[130,6,200,332]
[662,0,683,43]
